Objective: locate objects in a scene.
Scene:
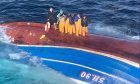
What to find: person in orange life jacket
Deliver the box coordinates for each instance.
[81,15,88,37]
[75,14,82,36]
[69,14,75,34]
[48,7,57,30]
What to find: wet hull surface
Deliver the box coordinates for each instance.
[18,45,140,84]
[1,22,140,84]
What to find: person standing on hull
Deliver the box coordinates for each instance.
[81,15,88,37]
[65,14,70,34]
[69,14,75,34]
[58,13,66,33]
[48,7,57,30]
[57,9,65,33]
[57,9,64,23]
[75,14,82,36]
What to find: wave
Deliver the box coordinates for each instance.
[89,23,140,40]
[0,26,12,43]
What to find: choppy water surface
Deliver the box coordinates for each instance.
[0,59,76,84]
[0,0,140,40]
[0,26,76,84]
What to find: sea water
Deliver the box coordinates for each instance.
[0,0,139,40]
[0,26,76,84]
[0,59,76,84]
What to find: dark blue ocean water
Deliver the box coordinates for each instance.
[0,0,140,40]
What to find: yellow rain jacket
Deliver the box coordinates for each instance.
[59,17,65,33]
[76,19,82,36]
[69,24,75,34]
[65,18,70,34]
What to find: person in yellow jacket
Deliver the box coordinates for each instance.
[58,14,65,33]
[65,15,70,34]
[69,14,75,34]
[81,15,88,37]
[75,14,82,36]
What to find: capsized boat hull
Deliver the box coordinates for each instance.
[2,22,140,62]
[1,22,140,84]
[18,45,140,84]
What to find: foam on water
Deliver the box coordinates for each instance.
[0,26,77,84]
[0,59,77,84]
[89,23,140,40]
[0,26,12,43]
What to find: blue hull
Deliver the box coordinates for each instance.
[18,45,140,84]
